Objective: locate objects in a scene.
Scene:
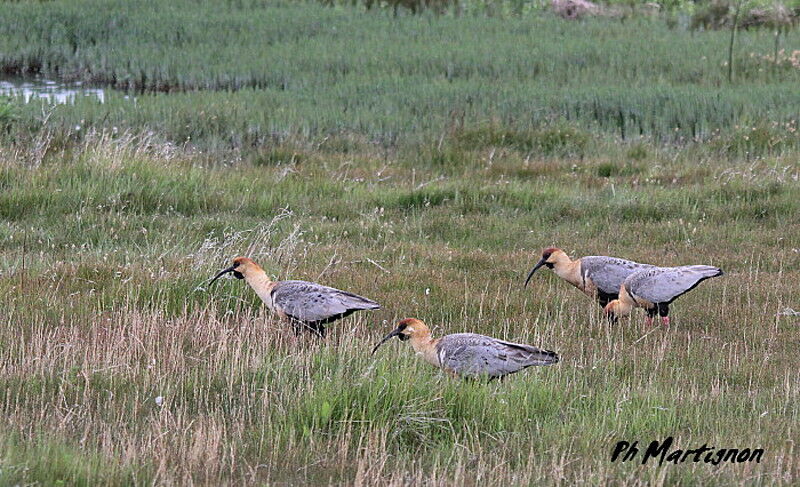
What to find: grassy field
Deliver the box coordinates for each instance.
[2,1,800,485]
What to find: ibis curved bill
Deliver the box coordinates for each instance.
[604,265,724,325]
[524,247,654,307]
[372,318,559,380]
[210,256,380,337]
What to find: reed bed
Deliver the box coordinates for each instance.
[1,0,799,153]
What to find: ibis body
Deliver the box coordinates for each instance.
[372,318,559,380]
[525,247,654,307]
[604,265,724,325]
[210,257,380,337]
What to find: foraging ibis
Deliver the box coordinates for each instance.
[372,318,559,380]
[210,257,380,337]
[524,247,654,307]
[604,265,724,325]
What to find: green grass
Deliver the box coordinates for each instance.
[1,1,799,485]
[1,0,799,153]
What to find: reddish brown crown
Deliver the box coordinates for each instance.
[542,247,561,259]
[398,318,423,328]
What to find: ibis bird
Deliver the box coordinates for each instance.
[604,265,724,325]
[210,257,380,337]
[524,247,654,307]
[372,318,559,380]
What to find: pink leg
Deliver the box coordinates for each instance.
[661,316,670,326]
[645,316,654,327]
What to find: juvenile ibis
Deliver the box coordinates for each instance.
[210,257,380,337]
[604,265,724,325]
[524,247,654,307]
[372,318,559,380]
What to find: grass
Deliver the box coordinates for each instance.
[1,130,798,485]
[1,0,799,153]
[0,1,799,485]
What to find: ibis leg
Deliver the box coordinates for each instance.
[646,307,658,326]
[291,321,304,336]
[312,324,327,338]
[597,291,615,309]
[658,303,670,326]
[289,319,325,338]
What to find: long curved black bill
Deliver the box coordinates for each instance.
[524,258,547,288]
[371,327,403,355]
[209,266,236,285]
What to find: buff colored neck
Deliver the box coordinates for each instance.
[243,268,277,309]
[552,253,582,289]
[409,332,441,368]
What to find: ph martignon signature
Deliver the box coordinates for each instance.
[611,437,764,466]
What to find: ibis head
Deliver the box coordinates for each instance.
[524,247,567,287]
[210,256,263,285]
[371,318,429,354]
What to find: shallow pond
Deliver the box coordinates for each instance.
[0,76,106,104]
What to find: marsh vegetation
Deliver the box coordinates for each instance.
[0,0,798,485]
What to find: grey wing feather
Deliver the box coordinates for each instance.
[626,266,723,304]
[436,333,559,378]
[581,256,655,295]
[273,280,380,324]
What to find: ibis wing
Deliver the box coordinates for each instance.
[272,280,380,325]
[436,333,558,379]
[627,266,723,304]
[581,256,654,296]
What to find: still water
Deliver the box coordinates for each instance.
[0,76,106,104]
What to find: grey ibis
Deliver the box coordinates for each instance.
[372,318,559,380]
[604,265,724,325]
[210,257,380,337]
[524,247,654,307]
